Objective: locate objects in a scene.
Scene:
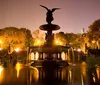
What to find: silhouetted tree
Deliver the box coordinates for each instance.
[89,19,100,32]
[87,19,100,48]
[20,28,33,47]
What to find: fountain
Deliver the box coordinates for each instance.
[27,5,69,67]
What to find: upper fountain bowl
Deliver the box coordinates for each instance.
[39,24,60,31]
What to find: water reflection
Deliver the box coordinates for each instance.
[81,62,87,85]
[0,65,3,75]
[15,62,23,78]
[68,68,72,84]
[0,62,100,85]
[29,66,39,82]
[96,66,100,80]
[0,65,3,84]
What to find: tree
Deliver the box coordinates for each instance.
[54,32,67,46]
[0,27,33,51]
[32,29,45,46]
[20,28,33,47]
[54,32,82,48]
[87,19,100,48]
[0,27,20,49]
[89,19,100,32]
[65,33,81,48]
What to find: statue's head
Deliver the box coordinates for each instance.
[48,9,51,12]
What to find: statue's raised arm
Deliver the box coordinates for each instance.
[40,5,60,24]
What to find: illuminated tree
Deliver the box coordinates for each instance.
[0,27,33,51]
[54,32,67,46]
[65,33,81,48]
[54,32,81,48]
[87,19,100,48]
[20,28,33,47]
[32,29,45,46]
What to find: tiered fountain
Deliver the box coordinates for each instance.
[27,5,69,67]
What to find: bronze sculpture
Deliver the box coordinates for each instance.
[40,5,60,24]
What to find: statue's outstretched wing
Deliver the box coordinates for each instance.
[52,8,60,12]
[40,5,48,10]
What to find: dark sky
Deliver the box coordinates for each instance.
[0,0,100,33]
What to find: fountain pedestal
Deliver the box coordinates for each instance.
[40,24,60,46]
[39,24,60,60]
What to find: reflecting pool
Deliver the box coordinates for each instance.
[0,61,100,85]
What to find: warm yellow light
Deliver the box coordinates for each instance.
[30,67,39,82]
[93,75,96,83]
[54,39,63,45]
[77,48,81,52]
[30,52,39,60]
[31,52,35,60]
[0,65,3,83]
[0,48,2,51]
[15,48,20,52]
[0,66,3,75]
[0,40,2,50]
[0,40,2,44]
[81,62,87,77]
[15,62,23,78]
[35,52,39,60]
[15,62,20,78]
[37,40,40,44]
[92,40,95,44]
[96,67,100,79]
[61,52,66,60]
[55,40,59,44]
[68,68,72,82]
[34,39,43,46]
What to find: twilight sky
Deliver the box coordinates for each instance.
[0,0,100,33]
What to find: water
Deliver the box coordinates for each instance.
[0,61,100,85]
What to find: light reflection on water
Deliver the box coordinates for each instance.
[0,62,100,85]
[15,62,23,78]
[96,67,100,80]
[0,65,3,84]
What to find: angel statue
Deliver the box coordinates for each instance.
[40,5,60,24]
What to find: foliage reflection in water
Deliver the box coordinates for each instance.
[0,62,100,85]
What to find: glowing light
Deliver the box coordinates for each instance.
[15,62,23,78]
[81,74,84,85]
[35,52,39,60]
[0,66,3,75]
[81,62,87,77]
[54,39,63,45]
[55,40,59,44]
[0,48,2,51]
[0,40,2,44]
[69,70,72,79]
[30,67,39,82]
[93,75,96,83]
[34,39,43,46]
[92,40,95,44]
[96,67,100,79]
[0,40,2,51]
[0,65,3,84]
[37,40,41,44]
[61,52,66,60]
[43,53,46,59]
[31,52,35,60]
[68,68,72,83]
[15,48,20,52]
[77,48,81,52]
